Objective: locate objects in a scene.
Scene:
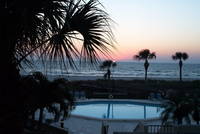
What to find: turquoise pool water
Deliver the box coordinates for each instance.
[71,100,162,119]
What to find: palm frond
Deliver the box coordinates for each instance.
[134,49,156,60]
[112,62,117,67]
[182,52,189,60]
[134,55,141,60]
[172,55,177,60]
[175,52,182,60]
[62,0,115,64]
[100,60,113,69]
[139,49,150,59]
[12,0,115,70]
[148,52,156,59]
[172,52,189,61]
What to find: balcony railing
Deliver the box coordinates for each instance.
[113,125,200,134]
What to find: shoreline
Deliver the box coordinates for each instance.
[46,75,200,81]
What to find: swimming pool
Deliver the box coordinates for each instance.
[71,100,162,119]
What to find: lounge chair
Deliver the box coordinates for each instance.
[133,122,147,134]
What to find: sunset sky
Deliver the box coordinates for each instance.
[100,0,200,63]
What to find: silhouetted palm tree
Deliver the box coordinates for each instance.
[134,49,156,80]
[172,52,189,81]
[31,72,49,125]
[190,98,200,125]
[161,97,191,125]
[0,0,114,133]
[22,72,73,127]
[100,60,117,80]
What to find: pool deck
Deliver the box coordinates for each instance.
[52,99,163,134]
[75,99,162,105]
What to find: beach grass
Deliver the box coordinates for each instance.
[68,79,200,99]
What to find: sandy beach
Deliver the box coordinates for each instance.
[47,75,200,81]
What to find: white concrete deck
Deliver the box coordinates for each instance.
[52,115,162,134]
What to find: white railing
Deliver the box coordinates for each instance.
[146,125,175,134]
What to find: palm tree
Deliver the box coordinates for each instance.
[161,97,191,125]
[100,60,117,80]
[134,49,156,80]
[0,0,114,133]
[190,98,200,125]
[22,72,73,128]
[31,72,49,126]
[172,52,189,81]
[192,106,200,125]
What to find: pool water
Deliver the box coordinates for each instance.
[71,100,162,119]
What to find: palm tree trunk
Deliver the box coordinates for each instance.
[179,60,183,81]
[107,68,111,80]
[0,62,24,132]
[39,108,44,125]
[145,69,147,81]
[0,60,23,134]
[0,28,24,133]
[32,112,35,120]
[144,60,149,81]
[178,119,182,125]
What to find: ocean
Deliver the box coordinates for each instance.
[21,60,200,80]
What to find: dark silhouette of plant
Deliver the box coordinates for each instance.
[0,0,114,133]
[100,60,117,80]
[172,52,189,81]
[31,72,49,126]
[190,98,200,125]
[162,95,200,125]
[21,72,73,128]
[134,49,156,80]
[161,97,191,125]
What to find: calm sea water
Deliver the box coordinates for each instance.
[21,61,200,80]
